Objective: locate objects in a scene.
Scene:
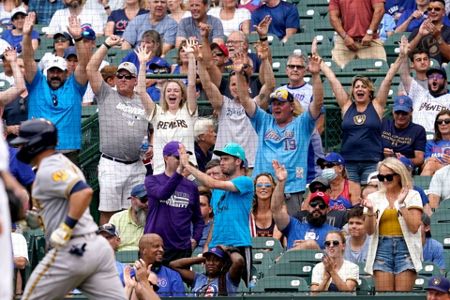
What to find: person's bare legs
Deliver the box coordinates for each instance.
[394,270,417,291]
[374,270,395,292]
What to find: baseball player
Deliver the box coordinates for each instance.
[11,119,126,300]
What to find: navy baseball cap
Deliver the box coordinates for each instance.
[203,247,228,259]
[81,24,96,41]
[163,141,192,157]
[149,58,171,73]
[97,223,119,237]
[426,67,447,80]
[317,152,345,166]
[130,184,147,199]
[64,46,77,59]
[426,276,450,293]
[393,95,413,113]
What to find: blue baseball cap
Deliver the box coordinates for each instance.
[393,95,413,113]
[426,276,450,293]
[149,58,171,73]
[399,156,414,171]
[64,46,77,59]
[81,24,96,41]
[203,247,228,259]
[317,152,345,166]
[97,223,119,237]
[130,184,147,199]
[213,143,247,165]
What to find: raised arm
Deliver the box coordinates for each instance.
[199,23,222,88]
[395,10,422,33]
[254,41,275,110]
[22,12,37,83]
[308,53,324,119]
[233,52,257,117]
[271,160,290,231]
[0,48,26,105]
[184,40,198,114]
[135,45,156,115]
[169,256,202,285]
[87,35,122,94]
[68,16,89,85]
[320,60,349,109]
[196,47,224,111]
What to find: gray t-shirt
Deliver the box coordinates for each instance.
[177,15,224,43]
[97,82,149,161]
[32,154,98,243]
[343,235,371,264]
[397,78,427,95]
[122,14,178,47]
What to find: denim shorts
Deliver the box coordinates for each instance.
[373,236,415,274]
[345,161,378,184]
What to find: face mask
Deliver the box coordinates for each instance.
[321,168,337,181]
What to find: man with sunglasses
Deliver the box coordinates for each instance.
[109,184,148,251]
[381,95,426,168]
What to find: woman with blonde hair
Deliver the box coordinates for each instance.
[167,0,190,23]
[361,157,423,292]
[208,0,251,36]
[137,39,198,174]
[104,0,148,36]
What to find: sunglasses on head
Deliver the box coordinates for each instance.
[256,183,272,188]
[376,173,397,182]
[287,64,305,70]
[116,73,136,80]
[324,240,340,247]
[436,118,450,125]
[310,200,327,209]
[320,162,336,169]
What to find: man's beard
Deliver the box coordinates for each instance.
[68,0,81,9]
[135,208,147,226]
[306,211,327,227]
[428,82,446,97]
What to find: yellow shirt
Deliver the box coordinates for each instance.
[379,208,403,236]
[109,208,144,251]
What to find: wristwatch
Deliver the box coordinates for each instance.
[366,29,374,35]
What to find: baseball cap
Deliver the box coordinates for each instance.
[309,191,330,206]
[211,43,229,57]
[309,177,330,192]
[366,171,379,185]
[46,56,67,72]
[117,62,137,76]
[426,67,447,80]
[64,46,77,59]
[81,24,96,41]
[426,276,450,293]
[130,184,147,199]
[54,32,72,42]
[149,58,171,73]
[316,152,345,166]
[399,156,414,171]
[393,95,413,113]
[269,88,294,103]
[213,143,247,164]
[163,141,193,157]
[11,7,27,20]
[203,247,228,259]
[97,223,119,237]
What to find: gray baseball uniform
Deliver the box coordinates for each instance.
[22,154,126,300]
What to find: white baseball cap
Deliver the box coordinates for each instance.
[117,62,137,76]
[11,7,27,20]
[46,56,67,72]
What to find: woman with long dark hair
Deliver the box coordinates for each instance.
[169,246,244,296]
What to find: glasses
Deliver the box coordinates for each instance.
[320,162,336,169]
[256,183,272,188]
[310,185,328,193]
[324,240,340,247]
[52,94,58,107]
[394,111,409,116]
[427,6,442,12]
[287,64,305,70]
[376,173,398,182]
[436,118,450,125]
[212,52,224,57]
[138,196,148,203]
[116,73,136,80]
[55,37,68,43]
[428,74,445,80]
[310,201,327,210]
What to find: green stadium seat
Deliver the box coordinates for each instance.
[341,58,388,76]
[252,250,274,279]
[438,199,450,209]
[419,262,443,277]
[265,262,314,284]
[116,250,138,264]
[251,276,309,294]
[413,175,432,190]
[164,47,178,65]
[357,277,375,295]
[277,249,324,264]
[431,209,450,224]
[252,237,284,260]
[413,275,429,291]
[431,223,450,249]
[271,44,307,59]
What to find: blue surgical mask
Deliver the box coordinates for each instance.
[321,168,337,181]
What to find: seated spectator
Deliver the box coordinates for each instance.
[396,0,435,33]
[104,0,148,36]
[422,109,450,176]
[272,160,338,250]
[381,95,426,168]
[208,0,251,36]
[97,223,126,286]
[47,0,106,36]
[251,0,299,42]
[362,157,423,292]
[123,259,161,300]
[205,158,227,180]
[197,186,213,250]
[425,276,450,299]
[366,172,380,189]
[421,213,446,273]
[8,143,35,192]
[170,246,245,296]
[428,164,450,208]
[408,0,450,65]
[109,184,148,251]
[225,30,261,73]
[385,0,415,20]
[397,48,430,96]
[38,32,73,71]
[176,0,224,47]
[146,60,171,102]
[11,226,28,297]
[317,152,355,208]
[250,173,282,239]
[311,230,359,293]
[168,0,191,23]
[63,46,78,74]
[378,13,396,42]
[100,65,118,87]
[344,207,370,264]
[121,0,178,55]
[28,0,65,25]
[0,0,25,29]
[1,8,39,53]
[194,118,216,172]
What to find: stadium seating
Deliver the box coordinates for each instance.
[251,276,309,294]
[265,262,315,284]
[276,249,324,264]
[115,250,139,264]
[251,237,284,260]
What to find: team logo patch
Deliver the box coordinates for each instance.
[353,114,366,125]
[51,170,69,182]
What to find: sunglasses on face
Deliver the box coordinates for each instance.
[324,240,340,247]
[116,73,136,80]
[310,201,327,210]
[376,173,397,182]
[212,52,224,57]
[55,37,68,43]
[436,118,450,125]
[310,185,328,193]
[428,6,442,12]
[428,74,445,80]
[256,183,272,188]
[287,64,305,70]
[320,162,336,169]
[138,196,148,203]
[394,111,409,116]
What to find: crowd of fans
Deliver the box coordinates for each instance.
[2,0,450,298]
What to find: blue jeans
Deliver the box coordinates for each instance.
[373,236,415,274]
[345,161,378,184]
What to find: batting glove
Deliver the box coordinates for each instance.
[50,223,73,248]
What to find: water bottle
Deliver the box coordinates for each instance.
[248,275,257,291]
[139,136,149,160]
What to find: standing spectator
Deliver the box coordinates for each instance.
[421,110,450,175]
[145,141,204,263]
[272,160,338,250]
[1,7,39,52]
[23,13,89,162]
[320,39,406,201]
[104,0,148,37]
[344,207,371,264]
[87,35,149,225]
[47,0,106,36]
[196,186,213,250]
[28,0,65,25]
[396,0,432,33]
[11,228,28,296]
[329,0,386,68]
[381,95,427,168]
[311,231,359,293]
[362,157,423,292]
[421,213,446,272]
[109,184,148,251]
[225,30,261,73]
[176,0,224,47]
[251,0,299,42]
[428,164,450,208]
[137,39,197,174]
[179,142,254,285]
[121,0,178,55]
[425,276,450,300]
[208,0,251,36]
[38,32,73,71]
[8,143,35,192]
[194,118,216,172]
[398,48,430,95]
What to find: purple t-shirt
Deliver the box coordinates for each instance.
[145,172,204,250]
[107,9,149,36]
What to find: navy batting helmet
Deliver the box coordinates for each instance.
[10,119,57,163]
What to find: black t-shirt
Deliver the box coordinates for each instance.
[381,119,426,158]
[294,210,348,229]
[409,25,450,64]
